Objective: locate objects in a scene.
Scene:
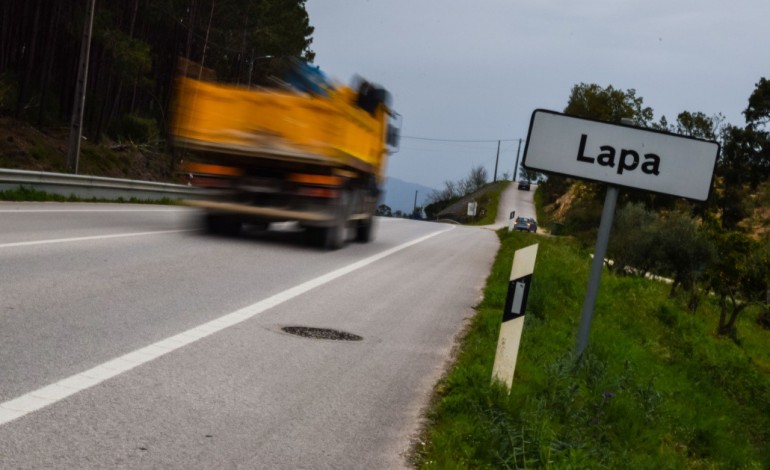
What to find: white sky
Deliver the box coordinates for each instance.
[305,0,769,189]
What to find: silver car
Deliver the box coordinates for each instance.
[514,217,537,232]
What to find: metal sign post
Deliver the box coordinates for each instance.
[574,185,618,357]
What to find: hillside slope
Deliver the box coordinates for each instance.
[0,116,179,183]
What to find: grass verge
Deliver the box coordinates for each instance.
[469,181,510,226]
[533,185,552,232]
[413,229,770,469]
[0,185,179,205]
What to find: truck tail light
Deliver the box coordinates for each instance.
[182,162,243,177]
[288,173,343,187]
[297,187,339,198]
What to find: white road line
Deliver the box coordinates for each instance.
[0,230,195,249]
[0,226,454,426]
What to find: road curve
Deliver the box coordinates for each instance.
[492,182,538,229]
[0,202,498,468]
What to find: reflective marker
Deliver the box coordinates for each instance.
[492,243,538,391]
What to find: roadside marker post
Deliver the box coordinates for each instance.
[492,243,538,391]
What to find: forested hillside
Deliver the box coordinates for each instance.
[0,0,314,177]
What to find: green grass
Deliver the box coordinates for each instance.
[0,185,179,205]
[469,181,510,226]
[533,185,557,233]
[414,230,770,469]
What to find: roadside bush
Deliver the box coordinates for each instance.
[424,195,461,220]
[758,307,770,330]
[608,202,659,275]
[0,72,19,113]
[562,196,602,245]
[109,113,159,143]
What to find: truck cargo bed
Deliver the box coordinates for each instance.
[171,77,388,176]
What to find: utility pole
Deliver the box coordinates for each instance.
[198,0,216,80]
[66,0,96,174]
[248,53,273,88]
[248,49,255,87]
[493,140,500,182]
[412,190,418,214]
[513,138,522,182]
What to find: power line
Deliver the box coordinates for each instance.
[402,135,521,143]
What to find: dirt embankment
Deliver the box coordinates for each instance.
[436,181,507,223]
[0,116,179,183]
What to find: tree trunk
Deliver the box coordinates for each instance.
[724,302,747,333]
[717,294,729,335]
[669,280,680,298]
[0,0,11,72]
[15,0,40,118]
[94,74,113,143]
[106,81,123,139]
[717,294,746,337]
[184,0,197,68]
[687,287,700,313]
[37,0,62,126]
[87,44,109,140]
[198,0,216,79]
[129,0,139,36]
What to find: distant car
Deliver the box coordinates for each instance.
[518,180,531,190]
[514,217,537,232]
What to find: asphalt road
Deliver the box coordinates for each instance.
[493,182,539,228]
[0,202,500,468]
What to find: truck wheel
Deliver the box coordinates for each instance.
[354,216,375,243]
[304,225,344,250]
[205,213,241,236]
[322,222,345,250]
[319,190,351,250]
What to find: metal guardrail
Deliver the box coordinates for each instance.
[0,168,211,201]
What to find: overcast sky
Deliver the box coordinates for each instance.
[305,0,769,190]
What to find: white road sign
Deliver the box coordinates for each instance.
[522,109,720,201]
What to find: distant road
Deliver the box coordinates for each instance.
[492,182,538,228]
[0,203,497,468]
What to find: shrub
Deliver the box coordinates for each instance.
[109,113,159,143]
[0,72,19,113]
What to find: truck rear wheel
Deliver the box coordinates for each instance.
[354,216,375,243]
[315,190,351,250]
[323,223,345,250]
[305,224,344,250]
[205,213,241,236]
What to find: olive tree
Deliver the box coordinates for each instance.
[705,231,770,337]
[653,211,715,312]
[607,202,659,275]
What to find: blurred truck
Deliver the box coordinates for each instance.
[171,60,399,249]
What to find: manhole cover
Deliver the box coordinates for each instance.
[281,326,363,341]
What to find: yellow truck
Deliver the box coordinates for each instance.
[171,61,399,249]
